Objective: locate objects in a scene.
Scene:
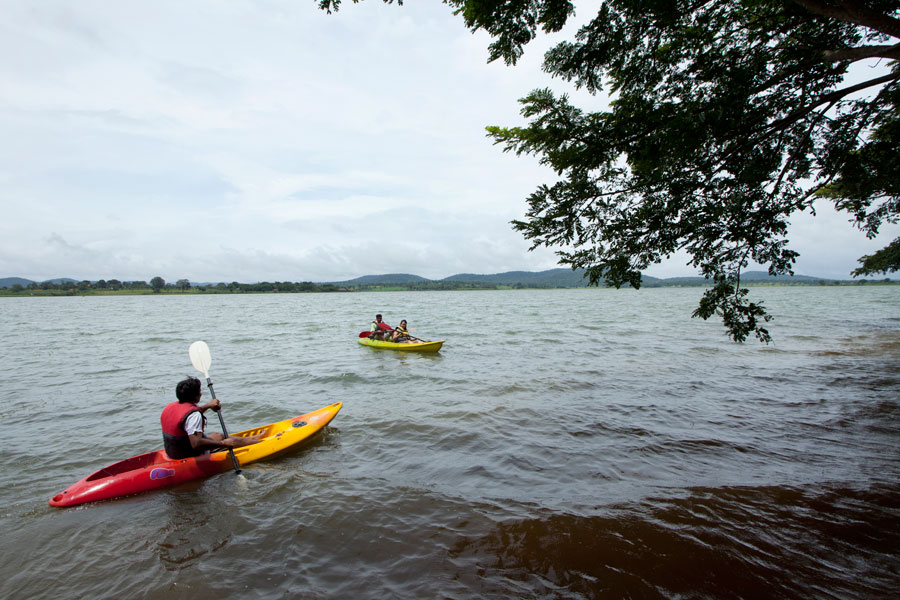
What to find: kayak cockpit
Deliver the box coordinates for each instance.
[84,450,169,481]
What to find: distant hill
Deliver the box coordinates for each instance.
[329,273,431,286]
[642,270,833,287]
[322,268,593,288]
[442,268,591,287]
[0,277,78,288]
[0,277,33,288]
[740,270,827,283]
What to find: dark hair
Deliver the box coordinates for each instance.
[176,376,201,403]
[376,314,382,319]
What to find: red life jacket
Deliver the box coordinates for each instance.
[161,401,206,459]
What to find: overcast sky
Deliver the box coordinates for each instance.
[1,1,896,283]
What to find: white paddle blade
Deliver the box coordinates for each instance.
[189,340,211,377]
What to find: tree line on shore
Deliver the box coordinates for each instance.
[2,273,894,296]
[2,277,340,294]
[2,278,575,295]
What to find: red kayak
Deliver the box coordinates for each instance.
[49,402,341,507]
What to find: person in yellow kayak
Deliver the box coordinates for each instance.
[391,319,415,343]
[161,376,263,459]
[369,313,393,340]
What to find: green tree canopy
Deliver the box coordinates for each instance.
[150,276,166,292]
[320,0,899,342]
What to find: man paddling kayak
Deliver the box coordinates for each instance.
[161,377,263,459]
[369,313,393,340]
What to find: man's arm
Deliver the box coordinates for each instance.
[199,399,220,413]
[187,431,238,451]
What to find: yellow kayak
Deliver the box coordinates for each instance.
[358,337,444,352]
[224,401,342,464]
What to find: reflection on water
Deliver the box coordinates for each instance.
[156,484,226,570]
[450,483,900,599]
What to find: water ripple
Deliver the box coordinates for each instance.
[1,287,898,599]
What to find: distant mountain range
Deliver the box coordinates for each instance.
[325,269,593,287]
[0,269,855,290]
[321,268,841,288]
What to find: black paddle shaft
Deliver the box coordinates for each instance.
[205,376,241,474]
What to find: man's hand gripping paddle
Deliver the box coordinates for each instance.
[189,341,241,474]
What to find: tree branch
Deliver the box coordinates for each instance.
[764,71,899,137]
[824,43,900,62]
[793,0,900,39]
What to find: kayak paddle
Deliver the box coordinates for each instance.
[359,328,395,338]
[189,340,241,474]
[394,327,428,342]
[359,329,432,342]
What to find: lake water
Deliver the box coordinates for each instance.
[1,287,898,599]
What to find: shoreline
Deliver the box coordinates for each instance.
[2,280,897,297]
